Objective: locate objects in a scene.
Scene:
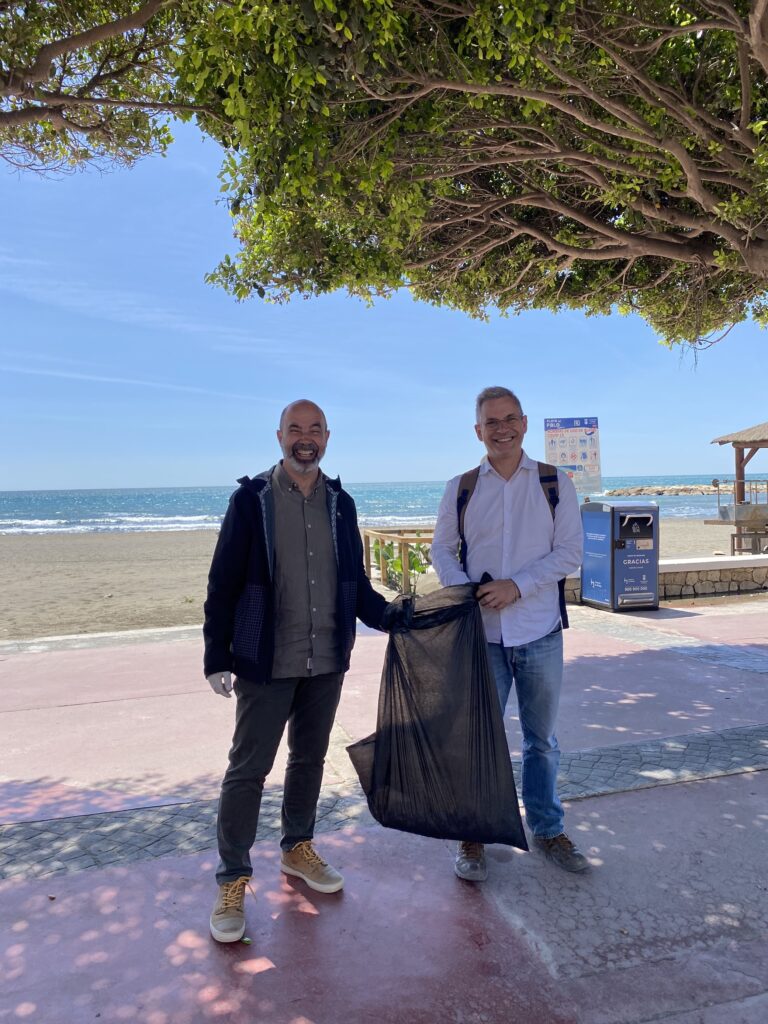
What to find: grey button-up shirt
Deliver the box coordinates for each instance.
[271,462,341,678]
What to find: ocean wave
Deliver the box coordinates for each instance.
[358,515,438,528]
[76,514,222,525]
[0,521,224,535]
[1,478,733,535]
[0,518,66,526]
[660,505,717,518]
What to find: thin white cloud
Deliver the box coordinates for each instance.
[3,409,196,429]
[0,268,293,355]
[0,348,96,366]
[0,364,269,403]
[0,250,46,268]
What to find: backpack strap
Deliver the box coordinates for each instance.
[455,461,570,629]
[456,466,481,573]
[537,462,569,630]
[537,462,560,520]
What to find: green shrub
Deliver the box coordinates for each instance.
[373,534,431,593]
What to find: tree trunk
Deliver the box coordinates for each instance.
[740,239,768,278]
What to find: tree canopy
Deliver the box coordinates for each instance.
[0,0,193,170]
[178,0,768,344]
[5,2,768,344]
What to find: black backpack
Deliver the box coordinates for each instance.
[455,462,569,628]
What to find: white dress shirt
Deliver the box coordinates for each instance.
[430,452,583,646]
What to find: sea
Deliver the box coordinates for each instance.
[0,475,759,535]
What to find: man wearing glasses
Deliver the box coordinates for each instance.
[431,386,588,880]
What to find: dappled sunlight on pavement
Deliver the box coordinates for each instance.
[1,597,768,1021]
[2,776,768,1023]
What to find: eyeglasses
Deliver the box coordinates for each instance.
[482,414,524,428]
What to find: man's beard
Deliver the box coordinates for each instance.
[282,442,323,475]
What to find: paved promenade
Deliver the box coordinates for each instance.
[1,594,767,1023]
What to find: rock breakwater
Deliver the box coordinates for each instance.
[605,485,718,496]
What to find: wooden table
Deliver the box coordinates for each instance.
[730,530,768,554]
[703,520,768,555]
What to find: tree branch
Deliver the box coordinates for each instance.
[16,0,171,87]
[0,94,203,129]
[738,39,753,131]
[748,0,768,77]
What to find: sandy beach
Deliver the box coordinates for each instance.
[0,519,741,642]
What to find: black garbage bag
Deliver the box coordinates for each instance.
[347,584,528,849]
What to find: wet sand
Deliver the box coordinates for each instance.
[0,519,738,641]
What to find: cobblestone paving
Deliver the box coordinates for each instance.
[3,723,767,881]
[557,723,768,799]
[0,787,376,881]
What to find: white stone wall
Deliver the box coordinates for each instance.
[565,555,768,603]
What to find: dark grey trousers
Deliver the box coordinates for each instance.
[215,672,343,884]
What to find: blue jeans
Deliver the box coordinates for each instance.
[487,627,564,838]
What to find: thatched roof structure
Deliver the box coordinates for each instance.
[711,421,767,507]
[712,422,768,446]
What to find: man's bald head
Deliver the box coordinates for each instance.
[279,400,327,433]
[277,400,330,477]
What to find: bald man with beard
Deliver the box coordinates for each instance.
[204,399,399,943]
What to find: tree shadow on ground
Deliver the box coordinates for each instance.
[0,771,225,825]
[497,642,768,756]
[2,773,767,1024]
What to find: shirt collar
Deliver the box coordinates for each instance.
[479,450,533,479]
[274,461,324,495]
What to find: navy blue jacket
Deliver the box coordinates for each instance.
[203,468,388,682]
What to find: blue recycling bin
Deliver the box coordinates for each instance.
[580,500,660,611]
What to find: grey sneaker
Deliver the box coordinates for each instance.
[210,876,250,943]
[454,841,488,882]
[534,833,590,872]
[280,841,344,893]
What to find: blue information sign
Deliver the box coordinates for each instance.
[544,417,599,430]
[543,417,601,492]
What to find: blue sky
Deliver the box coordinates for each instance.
[0,121,764,490]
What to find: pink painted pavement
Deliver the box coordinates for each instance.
[2,772,767,1024]
[1,595,767,1022]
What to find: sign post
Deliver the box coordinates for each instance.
[544,417,601,493]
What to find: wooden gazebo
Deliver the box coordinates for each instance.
[711,421,768,552]
[711,421,768,503]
